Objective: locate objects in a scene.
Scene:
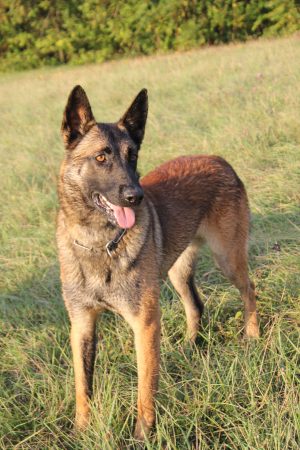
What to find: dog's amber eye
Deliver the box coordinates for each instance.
[96,154,106,163]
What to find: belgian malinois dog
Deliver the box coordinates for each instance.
[56,86,259,440]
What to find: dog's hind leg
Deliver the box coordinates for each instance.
[213,247,259,338]
[204,213,259,339]
[168,238,204,342]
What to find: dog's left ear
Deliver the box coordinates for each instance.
[119,89,148,148]
[61,85,96,150]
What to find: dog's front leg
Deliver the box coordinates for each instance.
[126,289,161,441]
[69,308,98,430]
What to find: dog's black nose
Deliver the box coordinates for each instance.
[120,185,144,206]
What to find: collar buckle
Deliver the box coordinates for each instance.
[106,228,127,257]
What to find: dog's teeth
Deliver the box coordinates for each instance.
[94,194,114,219]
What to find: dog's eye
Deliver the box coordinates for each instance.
[96,154,106,163]
[130,154,137,161]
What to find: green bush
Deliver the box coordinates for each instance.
[0,0,299,71]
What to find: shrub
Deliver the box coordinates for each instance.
[0,0,299,71]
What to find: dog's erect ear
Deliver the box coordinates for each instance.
[61,85,96,149]
[119,89,148,148]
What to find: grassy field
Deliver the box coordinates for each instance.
[0,36,299,449]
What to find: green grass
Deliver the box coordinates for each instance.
[0,36,299,449]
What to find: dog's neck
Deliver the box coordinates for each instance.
[73,227,127,256]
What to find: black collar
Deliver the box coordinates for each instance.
[73,228,127,257]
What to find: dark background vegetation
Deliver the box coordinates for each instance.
[0,0,299,71]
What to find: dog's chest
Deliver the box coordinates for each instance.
[77,251,141,314]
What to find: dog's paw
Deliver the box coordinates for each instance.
[244,327,260,339]
[133,418,151,442]
[74,412,90,432]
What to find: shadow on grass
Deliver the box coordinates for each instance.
[0,263,67,330]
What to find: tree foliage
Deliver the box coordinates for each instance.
[0,0,299,71]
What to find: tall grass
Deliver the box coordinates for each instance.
[0,36,299,449]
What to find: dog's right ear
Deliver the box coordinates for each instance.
[61,85,96,150]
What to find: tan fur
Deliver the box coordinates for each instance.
[125,287,161,439]
[57,87,259,441]
[70,309,98,430]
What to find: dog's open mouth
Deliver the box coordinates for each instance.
[93,193,135,229]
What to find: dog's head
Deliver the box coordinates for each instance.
[61,86,148,229]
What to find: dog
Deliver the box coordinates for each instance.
[56,86,259,440]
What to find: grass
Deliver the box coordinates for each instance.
[0,36,299,449]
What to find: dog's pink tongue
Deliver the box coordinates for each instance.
[111,205,135,229]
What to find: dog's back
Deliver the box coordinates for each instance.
[142,154,249,275]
